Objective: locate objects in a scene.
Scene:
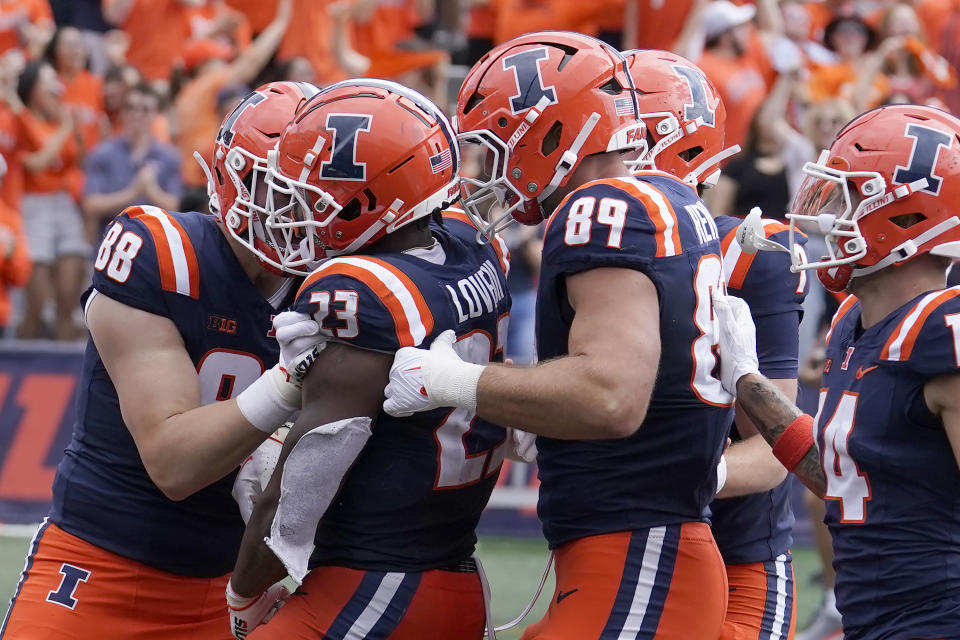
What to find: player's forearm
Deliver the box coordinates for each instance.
[734,374,826,496]
[138,401,267,501]
[232,498,286,597]
[476,355,652,440]
[715,434,788,499]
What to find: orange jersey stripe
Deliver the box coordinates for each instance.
[299,258,434,346]
[440,208,477,229]
[826,295,858,346]
[882,287,960,360]
[582,177,682,257]
[125,206,200,299]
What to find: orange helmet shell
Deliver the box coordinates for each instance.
[456,31,645,233]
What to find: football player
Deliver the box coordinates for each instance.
[0,81,324,640]
[715,104,960,639]
[226,79,512,639]
[384,32,733,638]
[624,49,805,640]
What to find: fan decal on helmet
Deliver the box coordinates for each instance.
[502,47,558,114]
[319,113,373,181]
[217,91,267,147]
[893,123,953,195]
[672,65,715,127]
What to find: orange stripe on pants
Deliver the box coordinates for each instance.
[521,522,726,640]
[249,564,484,639]
[1,521,231,640]
[720,557,797,640]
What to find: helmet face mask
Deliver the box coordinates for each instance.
[203,81,322,276]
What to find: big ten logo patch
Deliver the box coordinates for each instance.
[207,314,238,335]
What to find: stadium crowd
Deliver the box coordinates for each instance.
[0,0,955,366]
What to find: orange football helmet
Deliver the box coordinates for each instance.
[265,79,460,270]
[788,104,960,291]
[622,49,739,187]
[198,81,319,274]
[456,31,645,236]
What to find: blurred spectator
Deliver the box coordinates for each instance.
[344,0,450,104]
[807,15,887,108]
[16,59,87,340]
[853,3,956,108]
[44,26,107,151]
[0,0,53,58]
[0,153,29,334]
[917,0,960,113]
[82,82,181,239]
[0,51,36,214]
[686,0,780,152]
[708,68,814,219]
[174,0,291,190]
[780,0,837,65]
[277,0,349,86]
[624,0,694,51]
[49,0,113,75]
[186,0,252,49]
[225,0,276,33]
[102,63,142,131]
[102,0,190,94]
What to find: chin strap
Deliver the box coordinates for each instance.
[538,112,602,205]
[853,215,960,278]
[682,144,741,185]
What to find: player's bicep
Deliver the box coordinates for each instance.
[566,267,661,394]
[86,291,200,441]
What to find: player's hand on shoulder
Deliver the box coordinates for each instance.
[712,291,760,395]
[383,330,486,417]
[226,579,290,639]
[273,310,327,387]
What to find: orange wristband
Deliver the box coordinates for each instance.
[771,414,815,472]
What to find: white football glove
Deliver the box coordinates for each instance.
[236,312,326,433]
[383,330,485,417]
[273,310,326,386]
[711,291,760,395]
[226,580,289,640]
[232,426,289,523]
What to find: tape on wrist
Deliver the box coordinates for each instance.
[715,454,728,495]
[236,367,298,434]
[225,580,257,610]
[771,413,815,472]
[429,361,485,413]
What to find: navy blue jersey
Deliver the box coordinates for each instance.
[818,290,960,638]
[50,206,295,577]
[296,211,511,572]
[534,173,734,548]
[710,216,807,564]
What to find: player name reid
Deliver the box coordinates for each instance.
[446,260,506,322]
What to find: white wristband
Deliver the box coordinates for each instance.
[425,360,485,413]
[225,579,257,609]
[236,365,299,434]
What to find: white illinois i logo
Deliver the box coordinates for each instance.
[840,346,856,371]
